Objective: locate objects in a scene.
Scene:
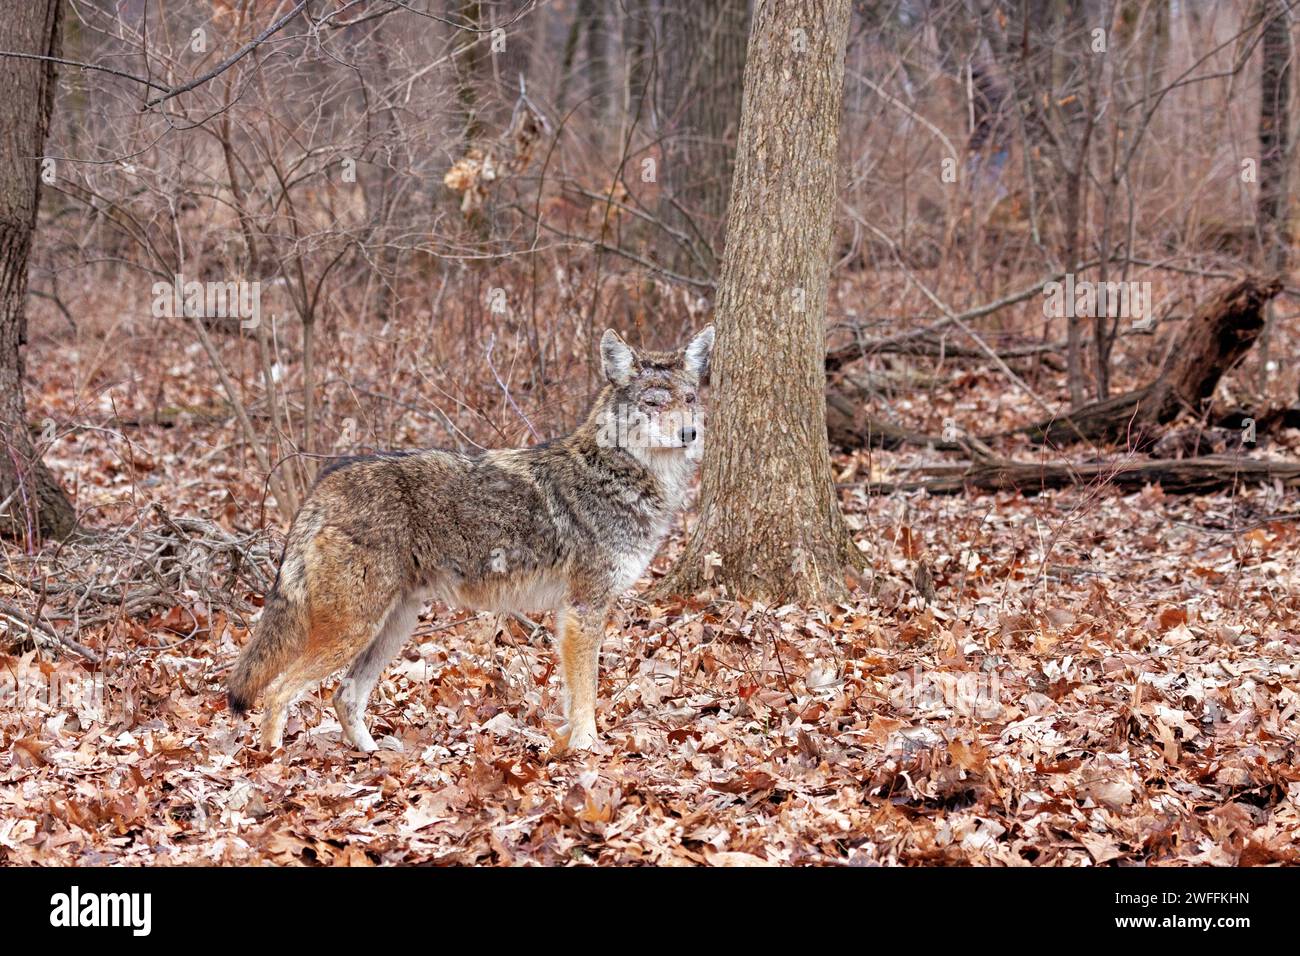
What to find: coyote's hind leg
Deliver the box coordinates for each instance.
[261,671,296,750]
[260,648,356,751]
[334,597,422,752]
[260,560,397,751]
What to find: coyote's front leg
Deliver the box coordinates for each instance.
[557,604,607,750]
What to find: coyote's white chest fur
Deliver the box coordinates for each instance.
[613,449,697,593]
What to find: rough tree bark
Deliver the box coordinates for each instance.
[0,0,77,543]
[660,0,861,604]
[1028,276,1282,446]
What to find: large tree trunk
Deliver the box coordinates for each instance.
[0,0,76,543]
[661,0,860,604]
[657,0,750,277]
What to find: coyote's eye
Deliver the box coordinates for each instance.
[684,391,697,405]
[642,389,669,408]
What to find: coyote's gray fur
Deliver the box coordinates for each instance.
[227,326,713,752]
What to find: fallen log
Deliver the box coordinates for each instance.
[860,453,1300,496]
[826,334,1065,372]
[1027,275,1282,446]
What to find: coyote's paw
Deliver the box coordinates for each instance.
[334,680,379,754]
[565,721,599,752]
[549,720,599,756]
[338,714,379,753]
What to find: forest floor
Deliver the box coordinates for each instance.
[2,286,1299,866]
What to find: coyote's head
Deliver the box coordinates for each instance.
[594,326,714,458]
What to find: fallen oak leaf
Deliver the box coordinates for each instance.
[1157,607,1188,631]
[12,736,50,768]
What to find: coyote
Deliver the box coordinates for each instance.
[227,326,714,753]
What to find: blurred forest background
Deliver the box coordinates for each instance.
[10,0,1300,533]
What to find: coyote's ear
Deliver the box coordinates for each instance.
[600,329,636,385]
[683,325,714,381]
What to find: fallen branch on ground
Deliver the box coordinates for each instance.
[0,507,278,661]
[857,453,1300,496]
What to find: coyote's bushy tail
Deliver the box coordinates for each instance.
[227,589,309,715]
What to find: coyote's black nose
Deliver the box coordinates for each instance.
[680,426,697,443]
